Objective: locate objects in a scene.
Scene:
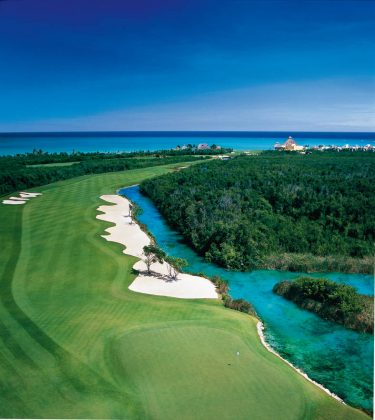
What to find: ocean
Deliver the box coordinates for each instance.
[0,131,374,155]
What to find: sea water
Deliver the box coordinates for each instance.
[1,131,374,155]
[121,185,374,412]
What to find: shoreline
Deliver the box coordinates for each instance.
[256,321,345,404]
[121,186,372,275]
[97,191,351,407]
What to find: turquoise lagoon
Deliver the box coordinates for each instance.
[121,185,374,412]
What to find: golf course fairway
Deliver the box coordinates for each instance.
[0,164,369,419]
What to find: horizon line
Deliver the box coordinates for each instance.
[1,130,374,137]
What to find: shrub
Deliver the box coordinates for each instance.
[224,297,257,317]
[273,276,373,333]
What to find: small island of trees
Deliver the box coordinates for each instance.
[273,276,374,333]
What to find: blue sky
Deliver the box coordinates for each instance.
[0,0,374,131]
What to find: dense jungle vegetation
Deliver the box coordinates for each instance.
[141,152,375,273]
[273,277,374,333]
[0,151,213,196]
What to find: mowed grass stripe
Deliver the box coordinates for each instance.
[0,164,369,419]
[1,166,188,418]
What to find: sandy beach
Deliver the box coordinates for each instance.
[96,194,217,299]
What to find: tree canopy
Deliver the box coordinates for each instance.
[0,151,210,196]
[165,256,188,279]
[141,152,375,273]
[273,276,374,333]
[143,245,166,274]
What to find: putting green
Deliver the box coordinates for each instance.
[0,164,368,419]
[112,324,307,419]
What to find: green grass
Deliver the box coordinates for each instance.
[0,163,368,419]
[26,155,207,167]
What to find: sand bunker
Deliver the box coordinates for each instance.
[9,197,29,201]
[20,192,42,198]
[2,191,42,205]
[97,194,150,258]
[130,260,218,299]
[2,200,27,205]
[97,195,217,300]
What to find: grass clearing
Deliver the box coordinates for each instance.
[0,163,368,419]
[26,161,79,167]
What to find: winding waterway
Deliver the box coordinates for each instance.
[120,185,374,412]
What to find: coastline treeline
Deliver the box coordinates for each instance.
[1,147,231,166]
[0,153,211,196]
[140,152,375,274]
[273,276,374,333]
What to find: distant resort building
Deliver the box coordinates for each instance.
[274,136,305,151]
[275,139,375,153]
[197,143,210,150]
[175,143,223,151]
[175,143,225,152]
[311,143,375,152]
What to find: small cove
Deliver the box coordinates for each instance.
[120,185,374,412]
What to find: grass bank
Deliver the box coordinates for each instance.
[0,163,368,419]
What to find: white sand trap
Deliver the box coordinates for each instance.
[97,195,217,299]
[2,191,42,205]
[2,200,26,205]
[19,192,42,198]
[97,195,150,258]
[131,260,218,299]
[9,197,29,201]
[3,192,42,204]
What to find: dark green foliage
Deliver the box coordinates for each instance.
[165,256,188,279]
[143,245,166,274]
[209,275,257,317]
[273,277,374,333]
[211,275,229,295]
[0,152,209,196]
[261,253,373,274]
[140,152,375,273]
[224,297,257,317]
[2,147,232,166]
